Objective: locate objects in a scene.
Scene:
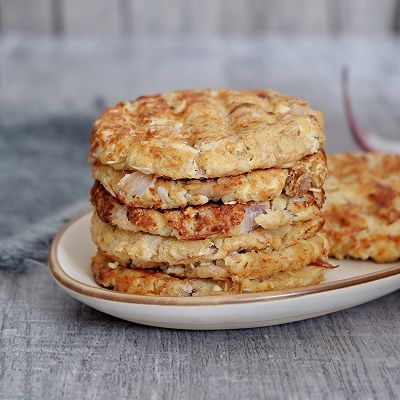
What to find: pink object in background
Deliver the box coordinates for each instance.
[342,67,400,154]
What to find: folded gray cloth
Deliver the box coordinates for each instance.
[0,200,89,271]
[0,115,93,271]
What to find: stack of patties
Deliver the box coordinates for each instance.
[89,89,329,296]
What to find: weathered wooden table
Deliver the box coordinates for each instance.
[0,35,399,400]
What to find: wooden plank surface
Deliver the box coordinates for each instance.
[0,0,400,35]
[0,0,54,34]
[327,0,398,33]
[256,0,329,34]
[61,0,120,36]
[0,262,399,400]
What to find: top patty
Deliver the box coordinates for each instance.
[92,150,327,209]
[90,89,325,179]
[323,152,400,263]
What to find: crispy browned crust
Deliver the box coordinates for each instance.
[324,152,400,262]
[91,150,328,209]
[91,181,324,240]
[90,89,324,179]
[90,213,324,266]
[92,252,325,296]
[286,150,328,197]
[91,181,244,237]
[136,202,245,240]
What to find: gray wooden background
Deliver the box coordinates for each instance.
[1,0,400,36]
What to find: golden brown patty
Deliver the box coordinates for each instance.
[92,252,325,296]
[158,233,328,280]
[92,150,327,209]
[91,212,324,266]
[91,181,324,240]
[90,89,324,179]
[324,152,400,262]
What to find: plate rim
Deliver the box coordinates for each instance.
[48,211,400,306]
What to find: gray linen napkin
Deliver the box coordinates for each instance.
[0,200,89,271]
[0,115,94,271]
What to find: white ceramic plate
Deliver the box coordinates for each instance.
[49,212,400,330]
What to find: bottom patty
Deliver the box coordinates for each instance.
[92,252,325,297]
